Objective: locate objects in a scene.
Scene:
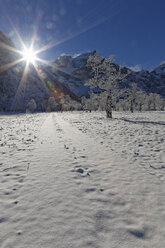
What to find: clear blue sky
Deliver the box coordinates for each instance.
[0,0,165,71]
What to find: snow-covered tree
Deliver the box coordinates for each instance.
[86,53,130,118]
[46,97,61,112]
[129,83,138,112]
[135,90,146,111]
[27,98,37,113]
[147,93,165,111]
[155,94,165,110]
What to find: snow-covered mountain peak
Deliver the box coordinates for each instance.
[152,62,165,75]
[55,54,73,68]
[54,51,97,72]
[72,51,96,68]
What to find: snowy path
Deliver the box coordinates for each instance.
[0,112,165,248]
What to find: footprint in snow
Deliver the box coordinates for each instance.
[17,230,22,235]
[77,168,84,174]
[80,156,86,158]
[85,188,96,193]
[64,145,69,149]
[76,168,90,176]
[128,228,145,239]
[0,217,8,223]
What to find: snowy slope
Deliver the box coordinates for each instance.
[0,111,164,247]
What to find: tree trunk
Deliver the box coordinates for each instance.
[106,89,112,118]
[130,100,133,113]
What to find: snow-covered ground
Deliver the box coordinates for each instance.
[0,111,165,248]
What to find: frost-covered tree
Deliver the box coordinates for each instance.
[46,97,61,112]
[129,83,138,112]
[154,94,165,110]
[135,90,146,111]
[147,93,165,111]
[27,98,37,113]
[86,53,129,118]
[81,96,93,111]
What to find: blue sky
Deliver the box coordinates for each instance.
[0,0,165,71]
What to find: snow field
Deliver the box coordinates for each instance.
[0,111,165,248]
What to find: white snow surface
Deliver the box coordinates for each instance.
[0,111,165,248]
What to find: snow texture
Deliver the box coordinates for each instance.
[0,111,165,248]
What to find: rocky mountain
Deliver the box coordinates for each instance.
[0,31,164,112]
[45,51,97,98]
[51,52,165,99]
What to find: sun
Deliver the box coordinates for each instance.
[22,47,37,64]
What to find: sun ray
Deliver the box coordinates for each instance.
[30,14,42,49]
[7,17,26,50]
[36,57,58,69]
[11,61,29,111]
[0,58,24,73]
[0,41,23,55]
[35,57,79,79]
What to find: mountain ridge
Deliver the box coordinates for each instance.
[0,31,164,112]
